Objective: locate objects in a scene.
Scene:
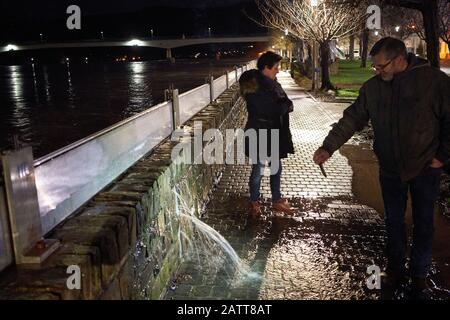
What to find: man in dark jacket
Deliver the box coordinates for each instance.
[313,37,450,299]
[239,51,294,217]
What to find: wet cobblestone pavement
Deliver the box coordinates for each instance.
[164,72,450,300]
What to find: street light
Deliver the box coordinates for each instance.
[150,29,154,39]
[100,31,104,40]
[40,33,43,42]
[208,27,212,37]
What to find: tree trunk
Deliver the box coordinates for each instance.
[319,41,335,91]
[349,34,355,60]
[298,39,304,62]
[422,1,440,67]
[359,32,363,59]
[360,28,369,68]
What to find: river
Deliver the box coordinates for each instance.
[0,57,251,158]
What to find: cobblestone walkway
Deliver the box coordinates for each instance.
[164,72,449,300]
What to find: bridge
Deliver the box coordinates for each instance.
[1,36,271,59]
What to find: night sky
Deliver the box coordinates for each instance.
[2,0,251,19]
[0,0,262,42]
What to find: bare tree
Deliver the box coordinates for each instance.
[254,0,367,90]
[383,0,440,67]
[379,5,419,40]
[407,8,426,40]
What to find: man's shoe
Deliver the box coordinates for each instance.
[380,271,409,300]
[411,277,432,300]
[249,201,262,218]
[272,198,292,214]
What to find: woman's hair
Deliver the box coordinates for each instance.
[257,51,282,71]
[239,69,259,96]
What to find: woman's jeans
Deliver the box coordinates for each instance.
[379,166,443,278]
[249,160,282,202]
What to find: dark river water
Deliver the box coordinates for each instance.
[0,58,250,158]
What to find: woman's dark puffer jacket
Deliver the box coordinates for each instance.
[239,69,294,161]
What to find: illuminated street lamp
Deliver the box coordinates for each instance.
[100,31,104,40]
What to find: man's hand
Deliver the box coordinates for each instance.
[430,158,444,168]
[313,147,331,165]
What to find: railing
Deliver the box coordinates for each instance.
[34,101,174,235]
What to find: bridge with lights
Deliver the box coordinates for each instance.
[1,36,271,59]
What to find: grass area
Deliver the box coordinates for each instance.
[331,60,374,98]
[336,89,360,98]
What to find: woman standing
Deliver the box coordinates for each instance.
[239,51,294,217]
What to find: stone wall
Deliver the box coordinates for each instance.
[0,84,247,300]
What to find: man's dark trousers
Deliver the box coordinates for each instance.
[379,166,443,277]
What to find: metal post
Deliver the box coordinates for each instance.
[209,75,214,102]
[225,72,229,89]
[171,89,180,129]
[1,147,59,265]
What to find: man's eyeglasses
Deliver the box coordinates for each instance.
[371,56,398,71]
